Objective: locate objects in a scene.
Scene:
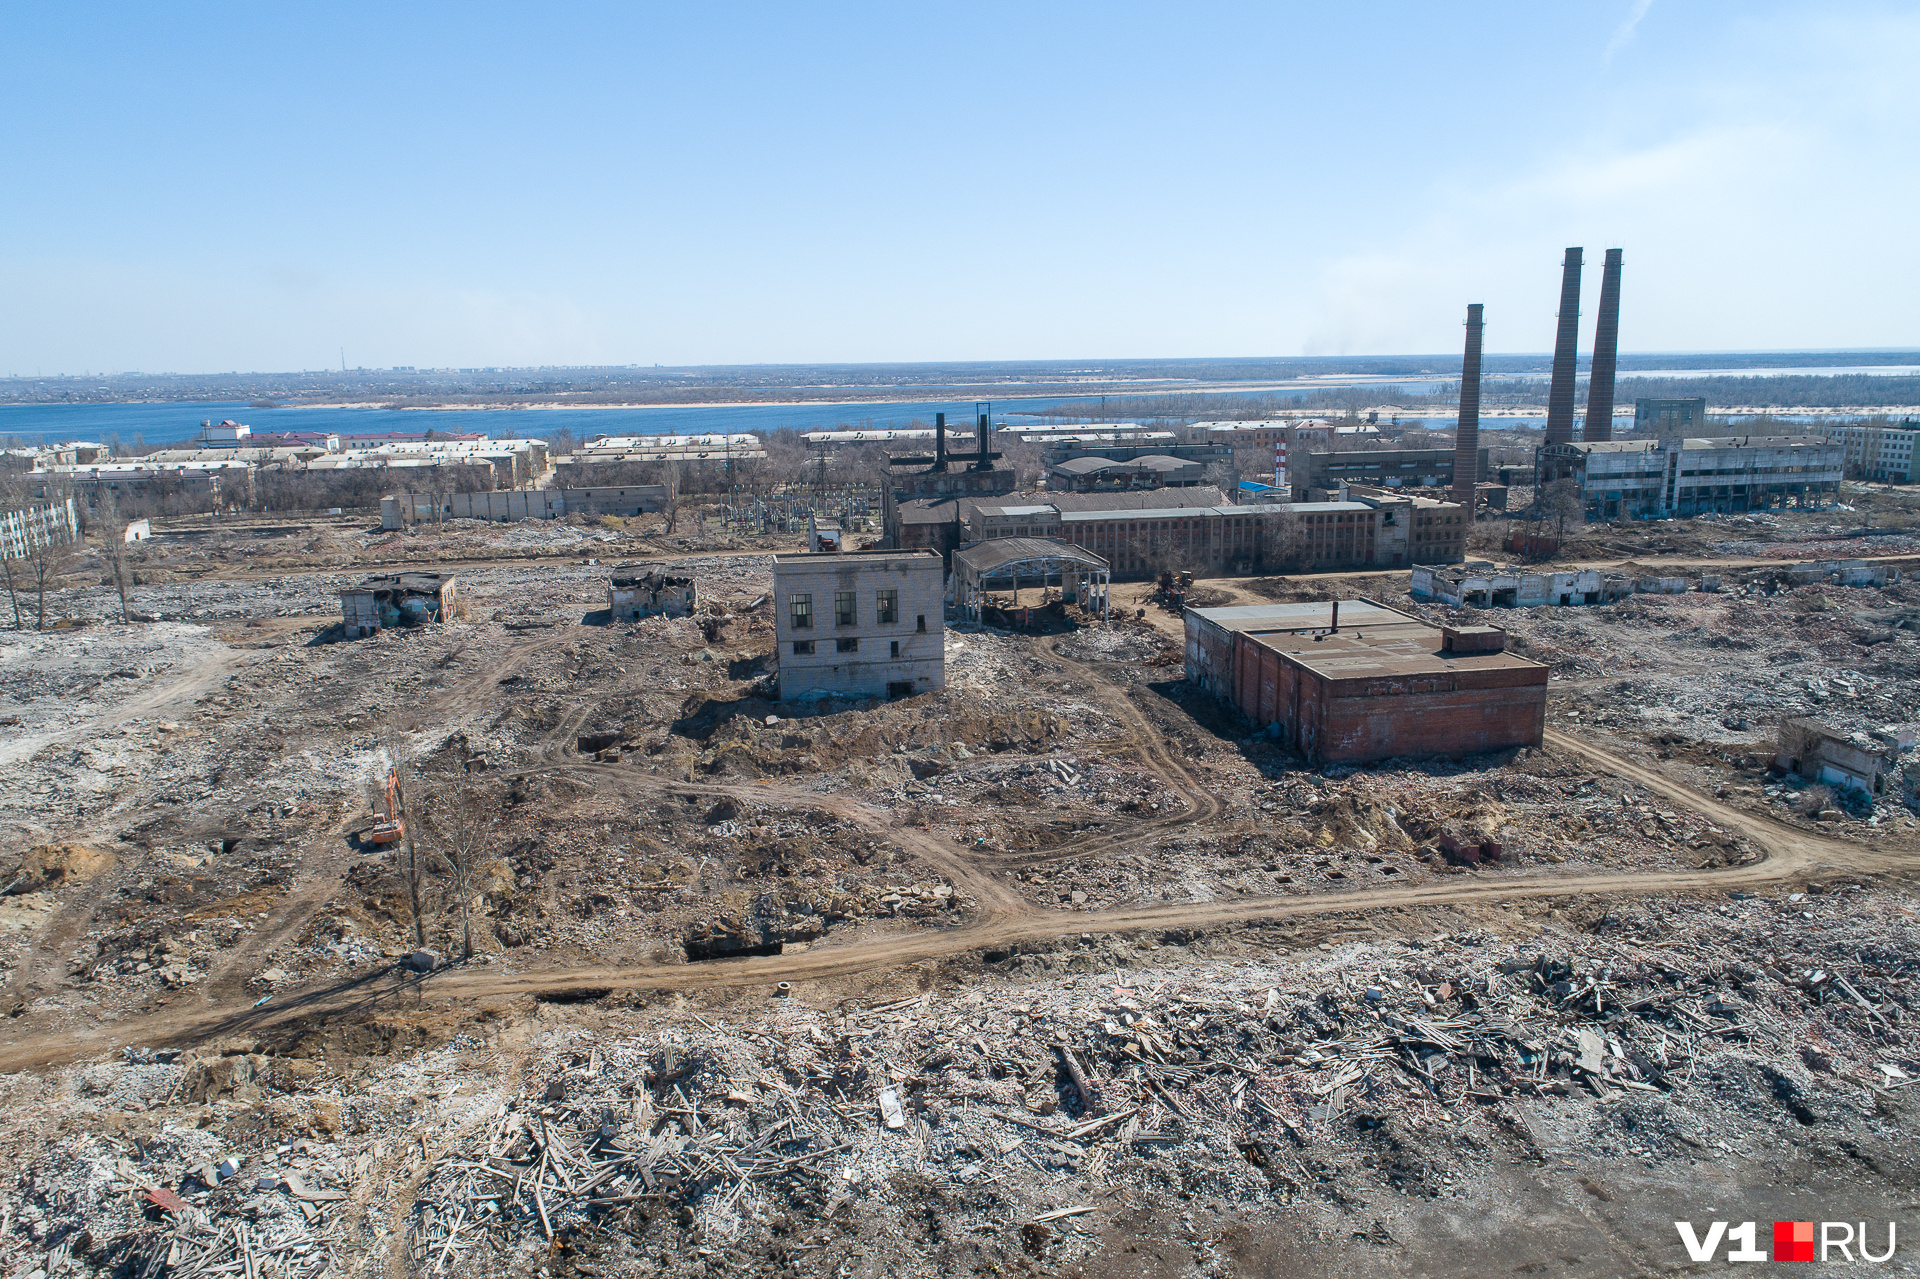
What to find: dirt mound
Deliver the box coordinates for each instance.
[1307,794,1415,851]
[6,842,114,892]
[684,693,1070,777]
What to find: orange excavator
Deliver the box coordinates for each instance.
[369,770,406,847]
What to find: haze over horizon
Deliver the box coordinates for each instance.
[4,1,1916,373]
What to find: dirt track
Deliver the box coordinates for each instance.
[0,623,1901,1074]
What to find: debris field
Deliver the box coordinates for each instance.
[2,498,1919,1278]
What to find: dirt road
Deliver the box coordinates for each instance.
[2,628,1900,1073]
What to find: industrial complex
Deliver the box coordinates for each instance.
[4,249,1919,1279]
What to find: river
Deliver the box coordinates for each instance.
[0,365,1909,449]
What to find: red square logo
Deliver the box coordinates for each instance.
[1775,1221,1815,1262]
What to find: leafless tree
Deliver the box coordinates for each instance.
[379,720,427,949]
[1540,478,1585,538]
[662,461,683,534]
[0,478,27,630]
[1261,509,1311,574]
[95,487,134,623]
[27,526,77,630]
[0,552,23,630]
[417,779,495,960]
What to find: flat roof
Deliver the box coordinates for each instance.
[1059,504,1244,522]
[896,501,963,524]
[1249,622,1544,682]
[1554,435,1832,454]
[975,504,1059,518]
[772,548,941,564]
[1045,486,1227,512]
[1188,600,1416,635]
[1419,561,1623,581]
[609,565,692,588]
[351,572,456,592]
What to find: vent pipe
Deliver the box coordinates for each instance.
[1544,247,1584,447]
[1583,249,1623,442]
[1330,599,1339,632]
[1450,303,1485,509]
[934,412,947,471]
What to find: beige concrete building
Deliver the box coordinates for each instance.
[773,550,944,700]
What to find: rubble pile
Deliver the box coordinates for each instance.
[0,1046,385,1279]
[402,887,1919,1275]
[13,885,1912,1278]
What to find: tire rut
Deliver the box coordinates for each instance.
[8,629,1907,1071]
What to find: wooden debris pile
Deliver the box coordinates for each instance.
[5,1116,364,1279]
[410,1040,847,1270]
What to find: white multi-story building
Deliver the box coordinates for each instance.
[773,549,945,700]
[1821,423,1916,484]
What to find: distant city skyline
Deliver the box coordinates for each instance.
[3,1,1915,371]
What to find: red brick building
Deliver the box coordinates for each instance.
[1185,600,1546,763]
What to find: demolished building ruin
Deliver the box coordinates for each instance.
[608,567,697,621]
[338,572,460,637]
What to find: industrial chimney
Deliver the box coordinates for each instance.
[1543,247,1584,447]
[934,411,948,471]
[972,412,991,471]
[1583,249,1623,442]
[1451,303,1485,510]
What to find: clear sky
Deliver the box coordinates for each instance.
[2,1,1915,372]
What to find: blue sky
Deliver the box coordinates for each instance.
[2,1,1915,371]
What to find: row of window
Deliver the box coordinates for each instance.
[792,638,903,657]
[788,589,899,629]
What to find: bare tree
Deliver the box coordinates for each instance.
[1540,478,1585,538]
[379,720,427,949]
[0,551,23,630]
[0,480,26,630]
[662,461,683,534]
[418,779,496,960]
[95,488,134,624]
[27,527,77,630]
[1261,509,1311,574]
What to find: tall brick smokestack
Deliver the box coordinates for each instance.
[1583,249,1623,442]
[1451,303,1485,510]
[1544,247,1584,447]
